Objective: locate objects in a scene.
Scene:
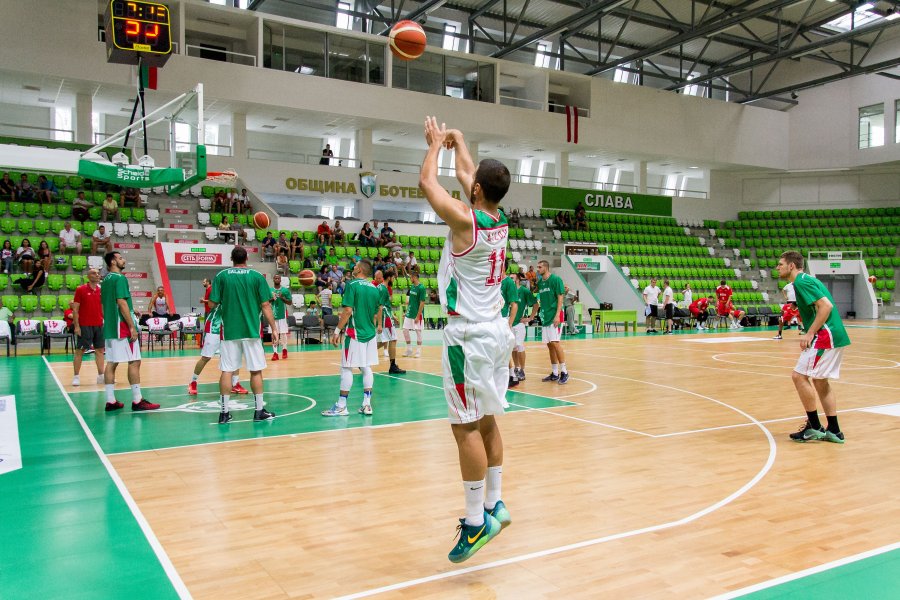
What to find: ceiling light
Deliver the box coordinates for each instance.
[274,117,289,122]
[689,166,700,169]
[22,85,40,91]
[525,155,534,158]
[261,124,276,129]
[377,138,392,142]
[396,131,409,136]
[497,143,510,149]
[602,164,613,167]
[585,154,598,158]
[660,162,671,166]
[534,148,544,152]
[617,158,627,161]
[37,98,55,103]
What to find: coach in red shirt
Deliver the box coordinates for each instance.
[72,268,105,387]
[316,220,333,246]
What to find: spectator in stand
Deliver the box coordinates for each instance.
[36,240,52,271]
[318,282,334,316]
[224,188,238,213]
[302,254,315,270]
[261,231,276,261]
[18,261,47,293]
[0,172,16,200]
[316,220,333,246]
[238,188,251,214]
[574,206,588,232]
[36,175,58,205]
[524,264,537,290]
[72,191,92,222]
[150,286,178,320]
[325,246,339,265]
[101,193,120,222]
[91,224,113,255]
[16,238,35,273]
[319,144,334,165]
[275,248,290,276]
[59,221,82,255]
[392,250,407,277]
[347,249,362,271]
[289,232,304,261]
[1,240,13,274]
[358,222,376,247]
[681,282,693,307]
[328,263,343,287]
[508,208,521,228]
[332,220,345,245]
[315,266,330,291]
[212,189,227,213]
[217,215,231,234]
[16,174,35,203]
[275,231,289,256]
[316,243,327,261]
[122,187,144,207]
[231,219,247,245]
[379,222,395,245]
[404,250,419,275]
[689,295,713,330]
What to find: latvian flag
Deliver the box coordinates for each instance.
[565,105,579,144]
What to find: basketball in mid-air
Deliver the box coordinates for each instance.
[868,275,877,284]
[389,20,427,61]
[299,269,316,287]
[253,211,270,229]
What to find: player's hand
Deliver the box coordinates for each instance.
[74,325,81,337]
[377,325,383,334]
[800,333,813,350]
[444,128,462,150]
[553,316,560,327]
[424,116,447,148]
[128,326,138,342]
[331,332,341,346]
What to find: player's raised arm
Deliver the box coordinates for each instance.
[419,116,472,231]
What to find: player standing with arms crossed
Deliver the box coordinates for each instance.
[402,271,426,358]
[71,268,105,386]
[208,246,279,424]
[776,251,849,443]
[534,260,568,384]
[420,116,514,563]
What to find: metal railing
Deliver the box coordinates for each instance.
[498,95,546,110]
[568,179,638,192]
[0,123,74,142]
[185,44,257,67]
[510,173,559,185]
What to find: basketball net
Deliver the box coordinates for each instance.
[205,169,237,186]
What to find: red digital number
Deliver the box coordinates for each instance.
[485,249,505,286]
[145,24,159,39]
[125,19,140,37]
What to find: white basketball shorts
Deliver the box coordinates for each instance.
[442,315,514,425]
[512,323,526,351]
[380,317,397,342]
[200,332,221,358]
[220,338,266,372]
[794,347,845,380]
[542,324,562,344]
[105,338,141,364]
[275,318,289,334]
[341,336,379,368]
[402,316,423,332]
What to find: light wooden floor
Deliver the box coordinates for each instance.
[56,326,900,599]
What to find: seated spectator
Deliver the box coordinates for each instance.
[59,222,82,254]
[101,193,120,222]
[275,231,289,255]
[1,240,13,274]
[327,264,343,286]
[315,266,330,291]
[16,238,35,273]
[238,188,251,214]
[36,240,52,271]
[379,222,395,243]
[524,265,537,289]
[383,231,402,252]
[358,222,376,247]
[325,246,339,265]
[212,190,228,212]
[306,300,323,330]
[217,215,231,232]
[508,208,521,227]
[36,175,58,205]
[316,243,327,261]
[316,220,332,246]
[224,188,238,213]
[0,172,16,200]
[332,220,345,245]
[404,250,419,275]
[231,220,247,245]
[575,209,587,231]
[72,191,93,222]
[122,187,144,207]
[289,232,304,261]
[275,249,290,276]
[393,250,407,277]
[348,249,362,271]
[302,255,314,270]
[18,262,47,294]
[150,287,178,320]
[261,231,276,261]
[91,224,113,255]
[16,174,35,203]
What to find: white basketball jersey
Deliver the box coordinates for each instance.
[438,208,508,322]
[783,282,796,302]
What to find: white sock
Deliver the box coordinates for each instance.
[254,393,264,411]
[463,480,485,526]
[191,373,199,382]
[552,363,559,376]
[560,362,567,374]
[105,384,115,403]
[220,394,229,413]
[509,366,515,376]
[130,384,141,402]
[231,374,239,387]
[337,394,348,409]
[485,466,502,510]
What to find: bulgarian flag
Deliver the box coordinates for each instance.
[566,105,579,144]
[140,64,158,90]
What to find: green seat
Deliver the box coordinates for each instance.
[92,191,106,205]
[88,207,101,220]
[64,274,82,291]
[54,255,70,270]
[288,260,300,273]
[20,295,39,312]
[45,237,59,252]
[70,255,87,271]
[210,213,223,226]
[304,293,317,305]
[119,207,133,222]
[0,274,7,290]
[132,207,146,222]
[289,276,301,290]
[41,204,56,218]
[24,204,40,218]
[40,293,59,311]
[1,295,19,311]
[8,202,23,217]
[17,219,33,234]
[0,218,14,234]
[34,219,50,235]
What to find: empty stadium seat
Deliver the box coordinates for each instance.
[145,209,159,222]
[128,224,143,237]
[113,223,128,237]
[143,224,157,238]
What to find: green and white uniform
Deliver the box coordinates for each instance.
[377,282,397,342]
[403,281,427,331]
[511,285,535,351]
[271,285,292,333]
[536,273,565,344]
[437,208,514,425]
[200,304,223,358]
[209,267,272,372]
[101,271,140,363]
[341,278,382,368]
[499,275,519,318]
[792,272,850,379]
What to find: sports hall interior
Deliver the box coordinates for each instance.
[0,1,899,598]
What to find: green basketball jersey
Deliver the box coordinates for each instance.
[101,271,133,340]
[500,276,519,317]
[793,272,850,348]
[378,282,394,326]
[205,304,222,335]
[513,286,535,326]
[344,278,381,343]
[209,267,271,341]
[270,286,291,320]
[537,273,565,324]
[406,282,426,319]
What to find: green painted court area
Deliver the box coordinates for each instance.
[67,369,575,455]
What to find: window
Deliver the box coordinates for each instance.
[53,107,72,142]
[896,100,900,144]
[535,41,552,69]
[858,103,884,149]
[336,1,352,31]
[442,23,460,52]
[175,122,192,152]
[613,63,638,85]
[682,74,705,98]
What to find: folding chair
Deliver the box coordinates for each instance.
[43,318,73,354]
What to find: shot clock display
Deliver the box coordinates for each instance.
[105,0,173,67]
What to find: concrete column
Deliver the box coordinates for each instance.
[75,93,92,145]
[557,151,569,187]
[468,142,479,164]
[636,160,647,194]
[232,112,247,160]
[356,128,373,170]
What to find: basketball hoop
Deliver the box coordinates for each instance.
[205,169,237,186]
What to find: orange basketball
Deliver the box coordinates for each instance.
[299,269,316,287]
[389,20,427,61]
[253,211,270,229]
[868,275,877,284]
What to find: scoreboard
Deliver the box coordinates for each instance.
[105,0,172,67]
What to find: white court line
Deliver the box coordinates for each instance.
[335,374,778,600]
[42,356,192,599]
[710,352,900,371]
[708,541,900,600]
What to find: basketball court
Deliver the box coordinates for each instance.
[3,324,900,599]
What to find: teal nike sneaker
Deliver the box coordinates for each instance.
[488,500,511,530]
[823,430,845,444]
[448,512,501,563]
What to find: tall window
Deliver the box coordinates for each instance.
[53,107,72,142]
[613,63,637,85]
[336,1,352,31]
[535,41,552,69]
[858,103,884,149]
[175,122,192,152]
[442,23,460,52]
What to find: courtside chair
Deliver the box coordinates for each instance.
[14,319,43,356]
